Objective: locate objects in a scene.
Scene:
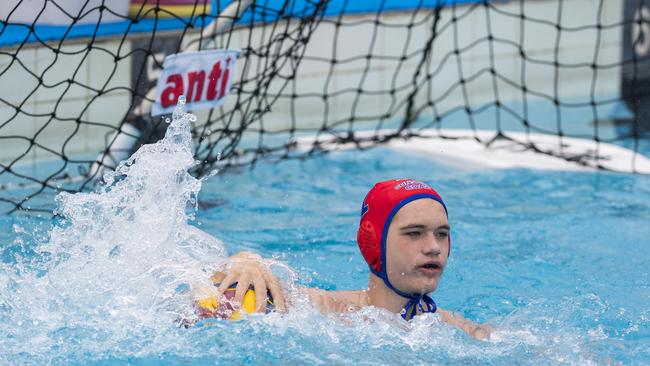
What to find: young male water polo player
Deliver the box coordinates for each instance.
[197,178,492,340]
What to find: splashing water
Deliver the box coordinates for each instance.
[0,97,227,363]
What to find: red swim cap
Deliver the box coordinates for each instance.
[357,178,449,276]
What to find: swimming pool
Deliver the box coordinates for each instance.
[1,106,649,365]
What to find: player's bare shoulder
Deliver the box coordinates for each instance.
[306,288,367,313]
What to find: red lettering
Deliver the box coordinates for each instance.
[207,61,222,101]
[160,74,184,108]
[187,70,205,102]
[220,66,229,101]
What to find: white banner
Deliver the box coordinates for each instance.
[152,49,240,116]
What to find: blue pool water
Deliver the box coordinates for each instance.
[1,103,649,365]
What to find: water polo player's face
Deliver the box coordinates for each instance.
[385,199,449,294]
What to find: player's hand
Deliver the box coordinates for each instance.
[212,251,287,313]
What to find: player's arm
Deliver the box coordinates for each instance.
[437,308,493,340]
[207,252,363,314]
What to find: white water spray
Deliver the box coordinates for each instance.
[1,97,226,361]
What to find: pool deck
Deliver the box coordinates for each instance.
[296,129,650,174]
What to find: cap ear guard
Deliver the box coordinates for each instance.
[358,220,377,253]
[357,219,381,275]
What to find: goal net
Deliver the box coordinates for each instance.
[0,0,648,213]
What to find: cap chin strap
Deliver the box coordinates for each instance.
[370,268,437,320]
[404,294,437,320]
